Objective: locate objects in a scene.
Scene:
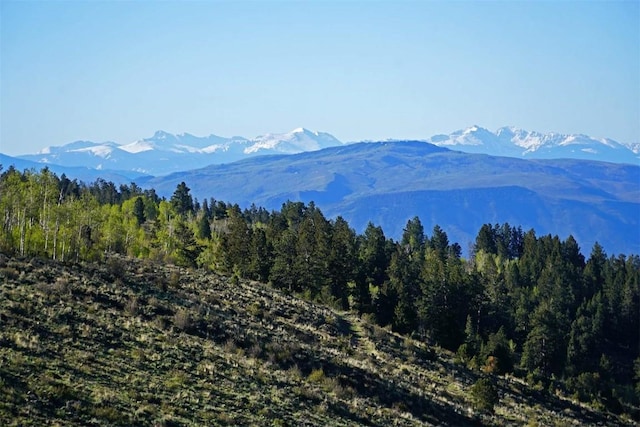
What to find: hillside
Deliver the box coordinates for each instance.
[141,141,640,255]
[0,254,632,426]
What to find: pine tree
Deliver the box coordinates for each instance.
[221,207,251,276]
[170,182,194,217]
[197,214,211,240]
[328,216,357,310]
[133,196,146,225]
[174,219,200,267]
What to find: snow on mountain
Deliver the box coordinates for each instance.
[120,140,156,154]
[38,141,119,155]
[629,143,640,155]
[18,128,343,176]
[70,144,116,158]
[428,126,639,164]
[245,128,342,154]
[119,131,238,154]
[14,126,637,177]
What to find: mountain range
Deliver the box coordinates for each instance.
[16,128,343,176]
[138,141,640,256]
[12,126,639,177]
[427,126,639,163]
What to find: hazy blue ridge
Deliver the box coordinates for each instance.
[0,153,149,185]
[141,141,640,256]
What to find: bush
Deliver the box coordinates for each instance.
[173,309,192,332]
[308,368,326,383]
[471,377,499,413]
[106,256,126,279]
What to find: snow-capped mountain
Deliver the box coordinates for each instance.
[19,128,343,176]
[246,128,341,154]
[427,126,639,164]
[13,126,638,177]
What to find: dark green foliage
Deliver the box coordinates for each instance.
[480,327,513,374]
[173,219,200,267]
[170,181,194,216]
[328,216,357,310]
[221,207,251,275]
[521,302,567,375]
[474,223,524,259]
[133,196,146,225]
[247,227,272,282]
[196,213,211,240]
[470,377,499,413]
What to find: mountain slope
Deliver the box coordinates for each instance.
[428,126,639,164]
[16,128,343,176]
[0,255,631,426]
[142,141,640,255]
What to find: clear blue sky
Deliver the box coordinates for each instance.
[1,0,638,155]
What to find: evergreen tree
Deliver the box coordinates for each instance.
[248,227,272,282]
[521,302,566,375]
[133,196,146,225]
[475,224,497,255]
[201,198,211,220]
[270,229,298,292]
[401,216,425,255]
[174,219,200,267]
[470,378,499,413]
[293,204,331,298]
[196,214,211,240]
[328,216,357,310]
[221,207,251,275]
[388,249,418,334]
[429,224,449,262]
[480,327,513,374]
[170,182,194,217]
[358,222,389,289]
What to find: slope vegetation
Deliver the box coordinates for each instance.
[0,255,631,426]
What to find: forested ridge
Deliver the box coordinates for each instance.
[1,165,639,419]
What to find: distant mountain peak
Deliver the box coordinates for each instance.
[20,128,343,176]
[428,126,638,164]
[245,128,341,154]
[152,130,171,138]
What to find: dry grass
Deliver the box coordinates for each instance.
[0,254,632,426]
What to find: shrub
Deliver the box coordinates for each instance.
[456,343,473,365]
[0,267,19,280]
[173,308,192,332]
[106,257,125,279]
[471,377,499,413]
[308,368,326,383]
[169,271,180,287]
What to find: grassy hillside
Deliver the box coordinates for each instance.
[0,254,632,426]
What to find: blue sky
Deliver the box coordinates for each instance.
[1,0,638,155]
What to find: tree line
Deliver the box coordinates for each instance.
[1,165,639,416]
